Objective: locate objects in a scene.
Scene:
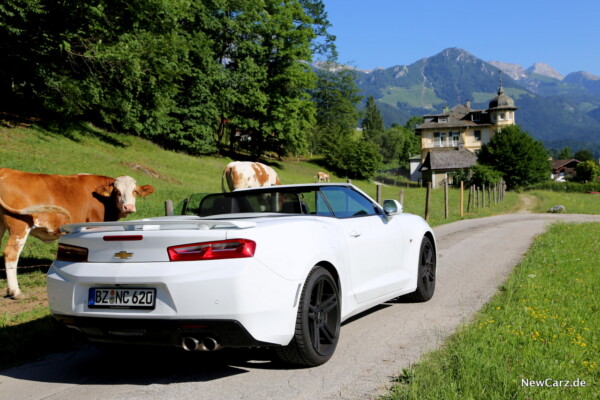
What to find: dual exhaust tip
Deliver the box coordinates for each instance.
[181,336,221,352]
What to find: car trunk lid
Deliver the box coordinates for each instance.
[58,218,257,263]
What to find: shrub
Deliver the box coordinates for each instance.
[575,160,600,183]
[469,164,503,187]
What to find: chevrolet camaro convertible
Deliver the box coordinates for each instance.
[47,183,437,367]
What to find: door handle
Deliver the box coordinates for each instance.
[349,230,361,238]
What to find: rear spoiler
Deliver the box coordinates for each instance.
[60,218,257,234]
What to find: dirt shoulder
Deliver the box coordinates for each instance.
[2,285,48,316]
[515,193,539,213]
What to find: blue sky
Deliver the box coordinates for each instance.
[321,0,600,77]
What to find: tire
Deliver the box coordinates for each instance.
[276,266,341,367]
[405,235,436,302]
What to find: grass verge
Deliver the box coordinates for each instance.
[383,222,600,400]
[526,190,600,214]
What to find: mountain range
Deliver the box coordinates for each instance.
[348,48,600,156]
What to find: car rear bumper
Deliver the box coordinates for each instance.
[53,315,276,350]
[47,257,302,347]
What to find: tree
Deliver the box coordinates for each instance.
[308,63,385,178]
[374,123,420,167]
[227,0,322,158]
[0,0,44,111]
[575,160,599,182]
[361,96,384,141]
[309,63,361,161]
[404,116,424,133]
[573,149,595,162]
[400,120,421,162]
[0,0,335,158]
[339,139,382,180]
[375,125,405,165]
[478,125,550,190]
[558,146,573,159]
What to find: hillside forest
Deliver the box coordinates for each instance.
[1,0,423,179]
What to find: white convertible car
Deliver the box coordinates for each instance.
[47,183,436,366]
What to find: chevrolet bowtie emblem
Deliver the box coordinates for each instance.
[114,251,133,260]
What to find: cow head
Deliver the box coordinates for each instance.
[95,176,155,218]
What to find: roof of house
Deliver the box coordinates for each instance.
[416,82,517,132]
[488,84,518,111]
[416,103,492,131]
[420,148,478,171]
[551,159,581,171]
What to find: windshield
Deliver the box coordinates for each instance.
[187,186,380,218]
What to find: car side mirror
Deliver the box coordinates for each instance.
[383,199,403,216]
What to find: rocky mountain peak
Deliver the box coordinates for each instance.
[487,61,527,80]
[526,63,564,80]
[574,71,600,81]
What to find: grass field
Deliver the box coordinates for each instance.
[378,85,444,109]
[383,223,600,400]
[526,190,600,214]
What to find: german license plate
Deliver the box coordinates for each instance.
[88,288,156,309]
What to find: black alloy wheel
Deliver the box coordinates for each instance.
[276,266,341,367]
[405,235,436,302]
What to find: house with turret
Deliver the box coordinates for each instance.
[415,82,517,188]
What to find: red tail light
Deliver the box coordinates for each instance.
[57,244,89,262]
[168,239,256,261]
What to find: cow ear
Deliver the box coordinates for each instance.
[94,185,113,197]
[136,185,155,197]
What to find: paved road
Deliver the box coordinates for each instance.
[2,213,599,400]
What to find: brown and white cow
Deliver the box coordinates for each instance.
[222,161,280,191]
[0,168,155,298]
[316,171,330,182]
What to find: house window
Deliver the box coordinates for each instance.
[433,132,440,147]
[450,132,459,147]
[471,112,480,122]
[499,112,506,120]
[439,117,447,123]
[474,130,481,141]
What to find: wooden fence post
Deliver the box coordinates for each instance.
[467,185,472,212]
[376,183,382,204]
[482,184,486,207]
[460,181,464,217]
[444,180,449,219]
[498,181,502,202]
[399,189,404,207]
[425,182,431,222]
[165,200,174,216]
